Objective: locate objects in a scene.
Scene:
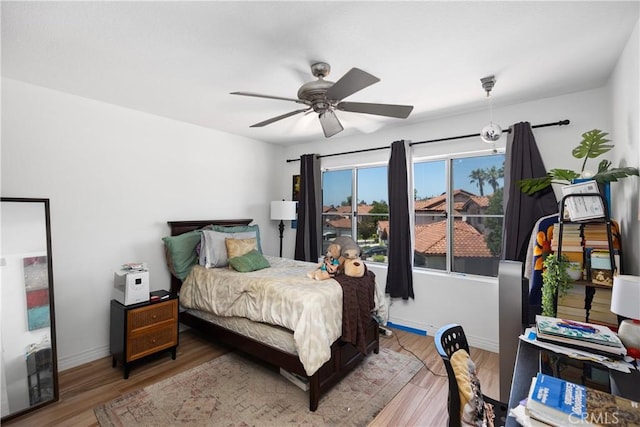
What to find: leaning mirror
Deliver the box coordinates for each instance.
[1,198,59,421]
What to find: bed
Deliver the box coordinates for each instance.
[165,219,382,411]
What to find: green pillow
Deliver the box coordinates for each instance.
[229,250,270,272]
[211,224,263,253]
[162,230,201,280]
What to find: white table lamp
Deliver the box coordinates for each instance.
[270,200,297,257]
[610,275,640,358]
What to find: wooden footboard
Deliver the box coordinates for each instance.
[166,219,380,411]
[310,317,380,411]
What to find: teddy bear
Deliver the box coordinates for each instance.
[307,243,341,280]
[331,236,362,263]
[341,257,366,278]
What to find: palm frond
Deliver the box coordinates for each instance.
[571,129,612,159]
[549,168,581,182]
[597,159,611,173]
[593,167,640,183]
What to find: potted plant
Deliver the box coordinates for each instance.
[541,253,573,317]
[519,129,638,195]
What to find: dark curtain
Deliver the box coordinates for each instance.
[294,154,321,262]
[385,140,414,299]
[503,122,558,262]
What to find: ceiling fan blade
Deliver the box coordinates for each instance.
[250,108,310,127]
[337,101,414,119]
[231,91,307,105]
[319,110,344,138]
[325,68,380,101]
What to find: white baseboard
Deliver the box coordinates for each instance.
[55,320,497,373]
[389,316,498,353]
[58,324,191,372]
[58,344,110,372]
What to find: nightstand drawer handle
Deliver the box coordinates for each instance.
[151,339,157,344]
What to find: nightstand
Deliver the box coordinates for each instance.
[109,294,178,379]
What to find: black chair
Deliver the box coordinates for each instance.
[435,324,508,427]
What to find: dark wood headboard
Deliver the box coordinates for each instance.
[166,219,253,294]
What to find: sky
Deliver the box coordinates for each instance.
[322,154,505,207]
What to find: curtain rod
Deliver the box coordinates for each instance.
[285,119,570,163]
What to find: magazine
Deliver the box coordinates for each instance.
[536,315,626,358]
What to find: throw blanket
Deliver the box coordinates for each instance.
[333,269,377,355]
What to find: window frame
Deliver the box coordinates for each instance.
[321,163,389,261]
[320,147,505,277]
[414,148,505,277]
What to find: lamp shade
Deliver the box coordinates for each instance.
[611,275,640,320]
[270,201,297,221]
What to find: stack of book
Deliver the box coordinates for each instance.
[535,315,626,359]
[583,221,620,251]
[521,373,640,427]
[551,223,584,266]
[588,288,618,327]
[556,286,587,323]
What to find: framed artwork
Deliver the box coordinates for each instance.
[24,256,50,330]
[292,175,300,229]
[292,175,301,201]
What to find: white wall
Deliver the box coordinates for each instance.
[1,78,284,370]
[609,18,640,276]
[281,87,616,352]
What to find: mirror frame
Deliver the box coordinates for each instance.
[1,197,59,421]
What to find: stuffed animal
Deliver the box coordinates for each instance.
[331,236,361,261]
[307,244,341,280]
[341,258,366,278]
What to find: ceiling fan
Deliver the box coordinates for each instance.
[231,62,414,138]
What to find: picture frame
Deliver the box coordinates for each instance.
[561,180,605,221]
[24,256,50,330]
[291,175,300,229]
[292,175,300,202]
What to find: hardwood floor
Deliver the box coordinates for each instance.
[2,327,499,427]
[370,329,499,427]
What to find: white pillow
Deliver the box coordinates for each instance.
[199,230,256,268]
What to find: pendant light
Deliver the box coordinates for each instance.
[480,75,502,143]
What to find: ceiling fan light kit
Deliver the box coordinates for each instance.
[231,62,414,138]
[480,75,502,144]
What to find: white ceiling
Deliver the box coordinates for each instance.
[2,1,638,145]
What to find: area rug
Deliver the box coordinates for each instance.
[94,348,422,426]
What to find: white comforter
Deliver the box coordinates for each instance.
[180,256,344,376]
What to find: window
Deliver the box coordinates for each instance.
[414,160,447,270]
[414,153,504,277]
[320,152,504,277]
[322,166,389,263]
